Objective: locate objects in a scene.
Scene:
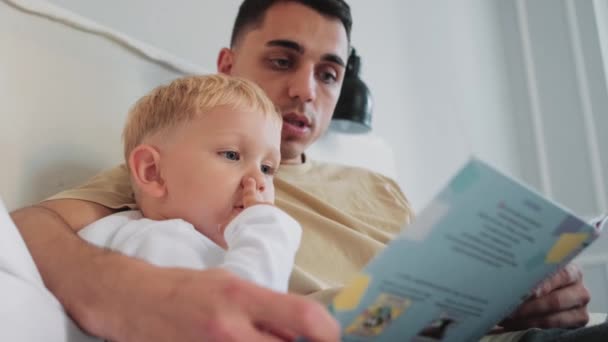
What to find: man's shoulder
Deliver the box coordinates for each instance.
[45,164,135,210]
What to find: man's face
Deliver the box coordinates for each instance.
[219,2,349,164]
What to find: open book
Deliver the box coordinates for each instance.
[330,158,606,341]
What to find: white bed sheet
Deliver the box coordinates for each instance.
[0,198,99,342]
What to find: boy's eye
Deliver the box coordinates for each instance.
[261,164,275,175]
[221,151,240,161]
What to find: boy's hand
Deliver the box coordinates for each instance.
[243,178,274,208]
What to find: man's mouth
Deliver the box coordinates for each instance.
[284,117,307,128]
[282,112,311,137]
[283,112,311,128]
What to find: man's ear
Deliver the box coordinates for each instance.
[128,144,166,198]
[217,47,234,74]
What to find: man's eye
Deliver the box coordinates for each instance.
[317,70,338,84]
[269,58,292,70]
[261,164,275,175]
[220,151,240,161]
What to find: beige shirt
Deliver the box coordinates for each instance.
[47,159,413,301]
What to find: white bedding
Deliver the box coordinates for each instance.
[0,198,99,342]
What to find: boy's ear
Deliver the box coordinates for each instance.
[128,145,166,198]
[217,48,234,74]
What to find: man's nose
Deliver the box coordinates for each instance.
[288,64,316,103]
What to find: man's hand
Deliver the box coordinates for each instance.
[501,264,590,330]
[107,265,340,342]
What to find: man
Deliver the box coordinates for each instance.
[10,1,591,341]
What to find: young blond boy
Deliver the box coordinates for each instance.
[78,74,301,292]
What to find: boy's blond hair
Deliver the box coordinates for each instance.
[122,74,280,163]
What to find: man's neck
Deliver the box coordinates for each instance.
[281,154,306,165]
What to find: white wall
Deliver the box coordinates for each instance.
[352,0,520,208]
[0,0,183,209]
[44,0,237,69]
[497,0,608,313]
[597,0,608,85]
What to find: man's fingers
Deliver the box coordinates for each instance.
[502,306,589,330]
[203,314,287,342]
[533,264,582,297]
[241,285,340,342]
[257,323,298,341]
[513,281,589,318]
[505,263,589,330]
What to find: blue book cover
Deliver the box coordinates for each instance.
[330,158,603,342]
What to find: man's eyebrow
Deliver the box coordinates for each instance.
[266,39,304,53]
[321,53,345,67]
[266,39,346,67]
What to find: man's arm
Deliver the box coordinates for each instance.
[11,200,340,341]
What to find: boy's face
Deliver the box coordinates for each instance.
[159,106,281,247]
[219,2,349,164]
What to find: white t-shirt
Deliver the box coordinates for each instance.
[78,204,302,292]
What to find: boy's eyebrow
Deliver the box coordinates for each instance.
[266,39,346,67]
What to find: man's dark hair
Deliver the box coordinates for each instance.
[230,0,352,47]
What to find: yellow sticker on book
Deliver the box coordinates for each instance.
[333,274,371,311]
[546,233,589,264]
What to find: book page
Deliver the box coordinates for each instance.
[331,158,600,342]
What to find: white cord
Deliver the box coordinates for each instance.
[3,0,210,75]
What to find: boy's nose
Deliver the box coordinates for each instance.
[241,172,265,192]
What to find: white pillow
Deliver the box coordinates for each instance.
[307,131,398,180]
